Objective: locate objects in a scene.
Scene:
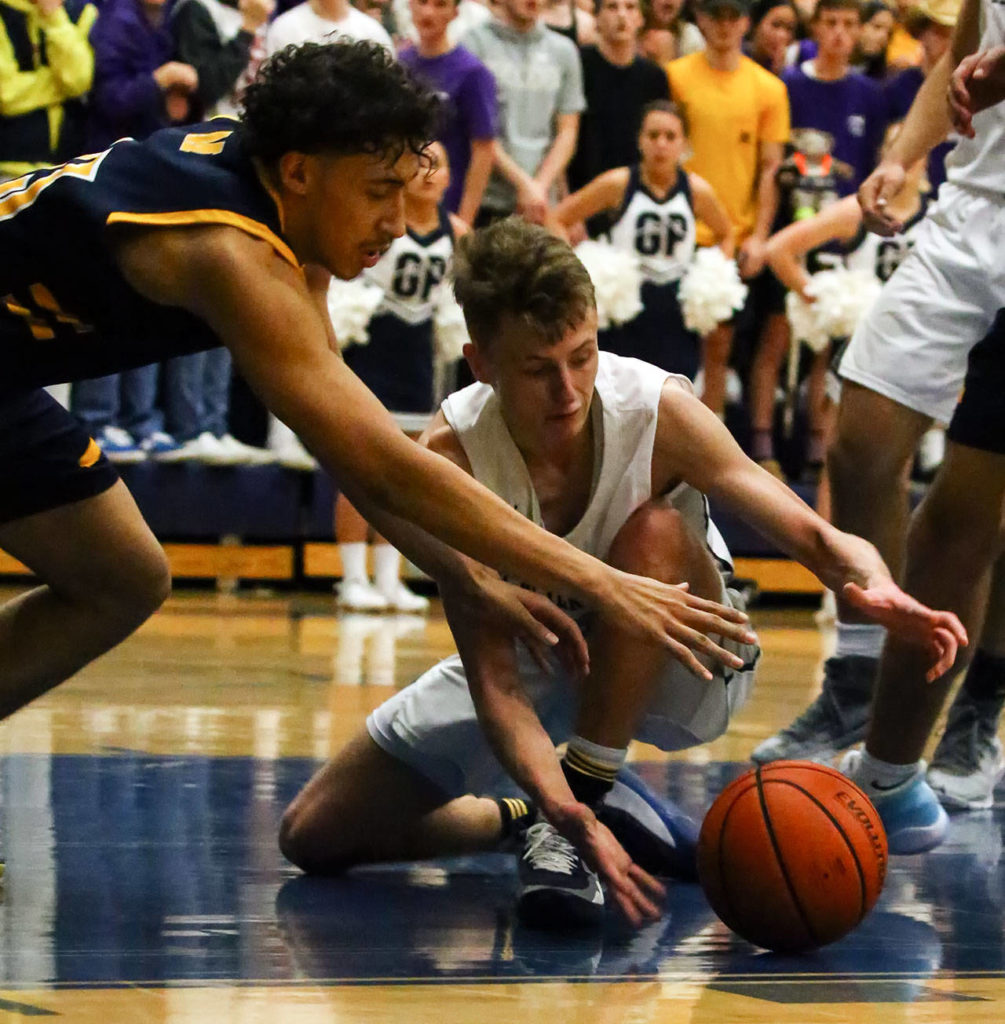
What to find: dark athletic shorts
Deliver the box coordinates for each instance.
[946,309,1005,456]
[0,388,118,525]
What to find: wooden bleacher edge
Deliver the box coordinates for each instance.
[1,543,822,595]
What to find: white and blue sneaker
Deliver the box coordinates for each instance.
[140,431,183,461]
[96,425,145,464]
[517,822,604,929]
[598,767,700,881]
[840,749,949,854]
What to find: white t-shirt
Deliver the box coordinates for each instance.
[266,2,394,55]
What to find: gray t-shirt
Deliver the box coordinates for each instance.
[462,18,585,213]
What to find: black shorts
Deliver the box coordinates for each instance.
[0,389,119,525]
[946,310,1005,456]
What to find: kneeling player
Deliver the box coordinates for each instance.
[279,219,965,928]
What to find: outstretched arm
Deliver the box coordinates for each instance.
[654,382,968,679]
[116,225,755,660]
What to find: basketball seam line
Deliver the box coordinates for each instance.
[715,783,758,935]
[755,765,821,949]
[768,779,870,921]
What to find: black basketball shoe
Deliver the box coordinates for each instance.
[516,822,604,929]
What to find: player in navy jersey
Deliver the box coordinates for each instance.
[552,101,734,381]
[337,141,469,612]
[0,40,775,818]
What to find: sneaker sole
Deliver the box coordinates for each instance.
[886,804,950,855]
[600,771,699,880]
[517,887,604,930]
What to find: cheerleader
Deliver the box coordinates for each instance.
[552,100,733,381]
[336,141,468,612]
[759,144,929,484]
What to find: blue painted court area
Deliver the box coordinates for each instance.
[0,754,1003,997]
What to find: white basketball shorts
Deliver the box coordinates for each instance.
[366,584,759,799]
[838,183,1005,424]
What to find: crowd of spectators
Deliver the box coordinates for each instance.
[0,0,958,475]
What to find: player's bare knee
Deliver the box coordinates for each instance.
[829,428,911,499]
[78,540,171,629]
[608,504,692,580]
[114,543,172,623]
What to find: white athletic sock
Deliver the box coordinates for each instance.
[835,622,886,661]
[339,542,369,584]
[373,543,401,598]
[854,748,920,795]
[564,736,628,782]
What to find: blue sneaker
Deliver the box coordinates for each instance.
[597,766,700,881]
[840,750,949,854]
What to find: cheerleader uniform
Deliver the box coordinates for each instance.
[343,207,454,414]
[601,165,701,380]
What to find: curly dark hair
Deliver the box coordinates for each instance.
[453,218,596,347]
[241,40,442,165]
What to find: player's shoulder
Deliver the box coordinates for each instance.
[114,222,298,311]
[422,413,472,472]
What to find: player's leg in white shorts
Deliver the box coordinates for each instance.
[839,184,1005,422]
[367,649,579,799]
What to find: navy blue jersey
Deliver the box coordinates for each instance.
[0,119,298,394]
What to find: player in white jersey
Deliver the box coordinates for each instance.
[552,101,733,380]
[336,142,467,612]
[279,218,963,930]
[755,0,1005,847]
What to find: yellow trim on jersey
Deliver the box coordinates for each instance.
[0,151,105,221]
[79,437,101,468]
[180,130,233,156]
[104,209,299,269]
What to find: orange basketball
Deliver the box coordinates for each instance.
[697,761,888,953]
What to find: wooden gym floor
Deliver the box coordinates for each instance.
[0,584,1003,1023]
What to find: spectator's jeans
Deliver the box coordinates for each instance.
[163,348,233,442]
[71,366,162,440]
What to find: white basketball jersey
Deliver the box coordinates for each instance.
[608,167,697,285]
[363,211,454,325]
[440,352,732,618]
[844,198,929,283]
[945,0,1005,195]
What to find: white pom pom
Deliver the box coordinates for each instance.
[677,247,748,336]
[787,268,883,353]
[785,289,829,353]
[574,239,644,328]
[327,276,384,351]
[433,284,470,362]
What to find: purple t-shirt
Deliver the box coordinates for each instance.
[783,63,888,193]
[400,45,498,214]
